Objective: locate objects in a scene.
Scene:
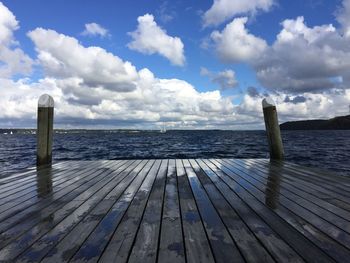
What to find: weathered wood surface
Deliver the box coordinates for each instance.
[0,159,349,262]
[37,94,54,166]
[262,98,284,160]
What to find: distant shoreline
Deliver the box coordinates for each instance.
[0,129,266,133]
[1,115,350,132]
[280,115,350,130]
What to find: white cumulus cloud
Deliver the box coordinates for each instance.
[128,14,185,66]
[1,1,350,130]
[28,28,138,92]
[209,12,350,94]
[20,27,233,128]
[336,0,350,37]
[210,17,268,63]
[203,0,274,27]
[81,22,109,37]
[255,16,350,93]
[200,67,238,90]
[0,2,33,78]
[240,89,350,123]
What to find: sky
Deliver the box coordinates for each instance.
[0,0,350,129]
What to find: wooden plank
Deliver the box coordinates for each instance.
[176,159,215,263]
[206,159,334,262]
[43,159,158,263]
[213,159,349,262]
[0,163,113,222]
[40,198,116,263]
[8,160,145,262]
[0,167,57,188]
[0,161,128,235]
[0,161,113,203]
[0,166,66,192]
[0,167,105,223]
[0,161,131,249]
[98,161,167,263]
[278,160,350,186]
[0,158,349,262]
[198,159,307,262]
[183,159,244,263]
[66,160,159,263]
[262,159,350,196]
[0,160,114,194]
[0,161,112,208]
[0,161,71,184]
[191,159,275,262]
[157,159,186,263]
[224,159,350,240]
[256,159,350,200]
[0,160,142,261]
[0,161,85,187]
[127,159,168,263]
[252,160,350,212]
[235,159,350,223]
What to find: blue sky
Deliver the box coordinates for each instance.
[0,0,350,129]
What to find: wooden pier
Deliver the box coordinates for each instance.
[0,159,350,262]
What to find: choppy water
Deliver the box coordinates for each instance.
[0,130,349,177]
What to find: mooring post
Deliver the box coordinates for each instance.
[37,94,54,166]
[262,98,284,160]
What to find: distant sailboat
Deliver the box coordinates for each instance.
[160,124,166,133]
[10,131,13,135]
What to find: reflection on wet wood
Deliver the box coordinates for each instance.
[0,159,349,262]
[36,168,53,197]
[265,161,282,210]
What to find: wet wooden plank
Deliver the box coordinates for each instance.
[234,159,350,224]
[0,161,130,235]
[0,161,88,188]
[198,159,306,262]
[0,161,114,205]
[206,159,332,262]
[182,159,244,263]
[0,159,349,263]
[0,161,113,194]
[98,161,165,263]
[40,160,149,262]
[274,160,350,187]
[127,159,168,263]
[0,163,118,225]
[0,160,144,262]
[214,159,349,262]
[0,163,115,220]
[253,160,350,212]
[191,159,275,262]
[67,160,159,263]
[256,159,350,201]
[222,159,350,249]
[0,161,131,251]
[176,159,215,263]
[0,161,72,184]
[157,159,186,263]
[0,166,108,224]
[241,159,350,218]
[0,161,137,261]
[0,165,74,194]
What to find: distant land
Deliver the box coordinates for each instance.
[1,115,350,133]
[280,115,350,130]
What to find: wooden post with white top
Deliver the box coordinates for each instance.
[37,94,54,166]
[262,98,284,160]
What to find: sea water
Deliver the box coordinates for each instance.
[0,130,349,177]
